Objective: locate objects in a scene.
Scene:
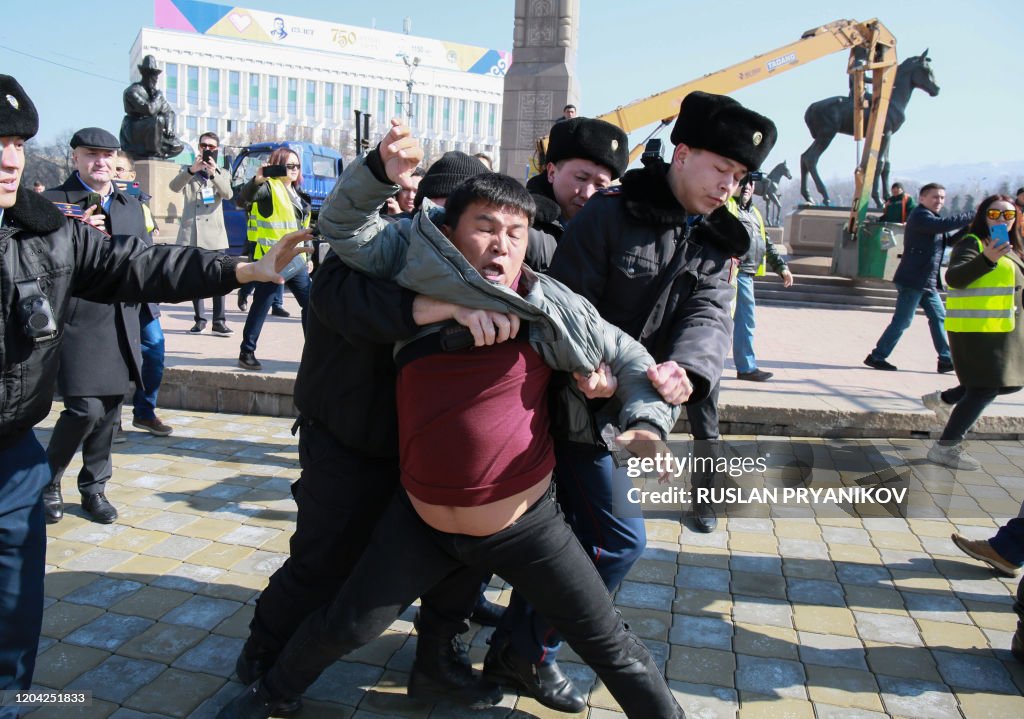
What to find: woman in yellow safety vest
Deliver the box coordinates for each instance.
[237,146,311,371]
[922,194,1024,470]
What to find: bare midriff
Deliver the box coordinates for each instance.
[408,473,551,536]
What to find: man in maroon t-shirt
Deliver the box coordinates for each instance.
[216,127,684,719]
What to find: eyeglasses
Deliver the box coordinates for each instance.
[199,143,218,150]
[285,163,300,170]
[986,209,1017,221]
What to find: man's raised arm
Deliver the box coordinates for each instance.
[318,119,423,279]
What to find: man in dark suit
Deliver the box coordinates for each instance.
[41,127,151,524]
[864,182,972,373]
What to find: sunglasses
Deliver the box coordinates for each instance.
[285,163,300,170]
[986,209,1017,221]
[199,143,218,150]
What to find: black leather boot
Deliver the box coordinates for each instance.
[81,493,117,524]
[233,645,302,715]
[42,481,63,524]
[214,679,292,719]
[692,501,718,533]
[483,640,585,713]
[470,597,506,627]
[408,633,502,708]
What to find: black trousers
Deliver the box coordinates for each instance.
[939,385,1022,441]
[193,295,225,323]
[264,486,682,719]
[46,395,122,495]
[247,420,482,659]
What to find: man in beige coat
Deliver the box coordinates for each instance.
[171,131,233,335]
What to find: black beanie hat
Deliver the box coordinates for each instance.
[546,117,628,179]
[0,75,39,140]
[415,152,489,208]
[670,91,777,171]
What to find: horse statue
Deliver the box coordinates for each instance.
[799,51,939,207]
[753,161,791,227]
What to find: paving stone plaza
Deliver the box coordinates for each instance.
[25,401,1024,719]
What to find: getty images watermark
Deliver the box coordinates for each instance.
[608,438,991,520]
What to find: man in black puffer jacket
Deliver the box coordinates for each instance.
[485,92,776,709]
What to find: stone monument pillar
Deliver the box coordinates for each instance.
[500,0,580,183]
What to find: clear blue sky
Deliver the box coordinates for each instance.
[3,1,1019,184]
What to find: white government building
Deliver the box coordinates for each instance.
[129,0,509,164]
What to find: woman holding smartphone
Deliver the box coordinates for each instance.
[237,147,312,370]
[922,194,1024,469]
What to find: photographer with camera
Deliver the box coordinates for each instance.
[0,74,311,711]
[171,131,233,337]
[236,146,311,370]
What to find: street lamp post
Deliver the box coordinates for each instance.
[400,54,420,121]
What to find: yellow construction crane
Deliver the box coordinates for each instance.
[556,19,899,236]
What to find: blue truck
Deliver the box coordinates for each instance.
[222,141,344,256]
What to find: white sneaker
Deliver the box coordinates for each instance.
[922,391,953,423]
[927,442,981,471]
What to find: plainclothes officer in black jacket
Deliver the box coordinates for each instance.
[490,92,775,707]
[233,153,505,711]
[0,75,310,710]
[41,127,159,524]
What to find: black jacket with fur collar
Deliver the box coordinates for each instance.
[547,160,748,404]
[1,186,240,443]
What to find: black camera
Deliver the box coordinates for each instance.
[15,279,58,342]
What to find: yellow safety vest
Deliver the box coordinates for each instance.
[727,198,769,276]
[141,202,156,234]
[252,178,309,259]
[945,235,1016,333]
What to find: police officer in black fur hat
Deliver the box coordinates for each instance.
[0,75,309,710]
[523,116,630,273]
[485,92,777,710]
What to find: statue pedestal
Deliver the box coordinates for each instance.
[134,160,185,244]
[785,206,850,255]
[766,226,786,254]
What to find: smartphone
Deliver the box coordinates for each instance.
[80,192,102,213]
[202,149,218,164]
[991,223,1011,248]
[279,253,307,282]
[263,165,288,178]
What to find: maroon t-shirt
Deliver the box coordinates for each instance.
[396,333,555,507]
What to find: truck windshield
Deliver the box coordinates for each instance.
[232,151,272,187]
[311,153,338,178]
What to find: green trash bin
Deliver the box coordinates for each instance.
[858,221,903,279]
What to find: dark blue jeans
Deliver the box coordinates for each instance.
[239,283,284,307]
[495,441,646,665]
[132,313,164,420]
[263,486,680,718]
[0,431,50,717]
[240,271,310,354]
[870,283,951,363]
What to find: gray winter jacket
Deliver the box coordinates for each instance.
[319,156,680,440]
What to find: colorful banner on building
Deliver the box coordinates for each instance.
[154,0,511,76]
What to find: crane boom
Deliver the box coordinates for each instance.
[588,19,897,238]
